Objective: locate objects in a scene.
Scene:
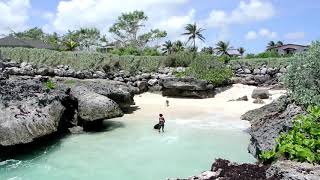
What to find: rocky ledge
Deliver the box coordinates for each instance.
[241,95,304,157]
[0,74,135,148]
[159,77,215,98]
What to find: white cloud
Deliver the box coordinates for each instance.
[285,32,305,40]
[50,0,189,34]
[0,0,30,35]
[245,28,277,40]
[156,9,195,41]
[205,0,275,28]
[259,28,277,39]
[245,31,258,40]
[42,12,55,21]
[204,0,275,42]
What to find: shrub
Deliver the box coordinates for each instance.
[45,79,55,90]
[283,41,320,107]
[0,47,163,72]
[182,55,233,87]
[260,106,320,164]
[163,52,194,67]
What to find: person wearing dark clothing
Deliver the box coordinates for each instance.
[158,114,165,133]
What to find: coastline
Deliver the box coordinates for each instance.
[117,84,286,121]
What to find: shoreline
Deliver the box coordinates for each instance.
[116,84,286,121]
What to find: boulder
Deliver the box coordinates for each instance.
[243,68,251,74]
[279,67,287,73]
[260,68,267,75]
[160,77,215,98]
[266,160,320,180]
[251,88,270,99]
[73,88,123,122]
[253,98,265,104]
[236,95,248,101]
[148,79,158,86]
[136,81,148,92]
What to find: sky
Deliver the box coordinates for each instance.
[1,0,320,53]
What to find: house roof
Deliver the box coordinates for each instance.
[23,39,54,49]
[0,36,32,48]
[0,36,54,49]
[268,44,309,50]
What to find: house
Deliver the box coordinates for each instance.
[268,44,309,55]
[0,36,54,50]
[213,48,241,57]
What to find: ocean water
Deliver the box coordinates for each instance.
[0,116,255,180]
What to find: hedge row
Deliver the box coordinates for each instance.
[0,47,165,72]
[0,47,293,73]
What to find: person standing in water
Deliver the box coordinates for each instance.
[158,114,165,133]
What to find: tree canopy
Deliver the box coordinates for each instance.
[109,10,167,48]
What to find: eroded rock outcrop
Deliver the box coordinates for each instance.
[241,95,304,157]
[72,86,123,122]
[266,160,320,180]
[0,76,66,146]
[159,77,215,98]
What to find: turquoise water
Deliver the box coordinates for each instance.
[0,115,255,180]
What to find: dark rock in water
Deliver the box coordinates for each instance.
[68,126,84,134]
[252,88,270,99]
[160,77,215,98]
[170,159,278,180]
[241,96,304,157]
[266,160,320,180]
[154,123,160,129]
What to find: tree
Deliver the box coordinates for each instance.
[63,28,101,51]
[268,41,276,48]
[276,41,284,46]
[182,22,205,52]
[215,41,231,56]
[11,27,45,40]
[172,40,184,53]
[109,10,167,48]
[201,47,214,54]
[162,40,173,55]
[237,47,245,57]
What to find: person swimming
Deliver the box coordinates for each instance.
[158,114,165,133]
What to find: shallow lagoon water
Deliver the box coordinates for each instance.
[0,115,256,180]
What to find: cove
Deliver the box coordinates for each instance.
[0,114,255,180]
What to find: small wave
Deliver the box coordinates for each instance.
[0,159,21,167]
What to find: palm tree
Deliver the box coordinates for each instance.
[215,41,231,56]
[65,39,78,51]
[173,40,184,52]
[237,47,245,57]
[268,41,276,48]
[182,22,205,52]
[161,40,173,55]
[276,41,284,46]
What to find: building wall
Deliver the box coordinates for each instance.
[276,45,308,55]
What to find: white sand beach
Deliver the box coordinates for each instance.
[118,84,286,121]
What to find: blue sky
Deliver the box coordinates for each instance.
[1,0,320,53]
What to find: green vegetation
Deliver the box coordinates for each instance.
[182,23,205,52]
[109,10,166,48]
[174,55,233,86]
[45,79,55,90]
[283,41,320,107]
[260,106,320,164]
[229,57,293,69]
